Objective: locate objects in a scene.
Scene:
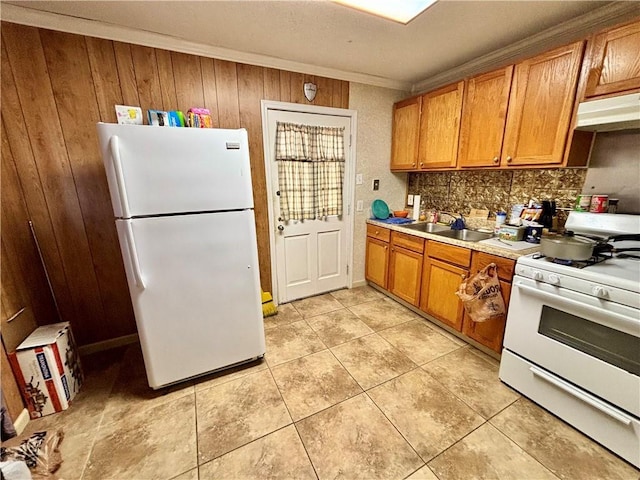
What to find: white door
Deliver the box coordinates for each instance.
[116,210,265,389]
[264,108,353,303]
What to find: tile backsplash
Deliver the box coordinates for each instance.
[407,169,587,219]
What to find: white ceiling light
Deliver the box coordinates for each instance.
[333,0,438,24]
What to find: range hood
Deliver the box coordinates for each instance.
[576,93,640,132]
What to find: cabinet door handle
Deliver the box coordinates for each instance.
[493,156,499,163]
[420,162,424,167]
[506,156,513,163]
[460,273,467,279]
[412,163,416,167]
[384,246,388,250]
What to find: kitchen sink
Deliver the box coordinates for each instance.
[403,222,450,233]
[432,229,494,242]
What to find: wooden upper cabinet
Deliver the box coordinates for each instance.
[501,41,585,167]
[390,96,421,170]
[458,66,513,168]
[584,20,640,99]
[417,81,464,169]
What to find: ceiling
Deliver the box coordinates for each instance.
[2,1,634,92]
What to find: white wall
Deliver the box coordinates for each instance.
[582,130,640,214]
[349,83,409,286]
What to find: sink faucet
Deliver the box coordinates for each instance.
[438,211,465,229]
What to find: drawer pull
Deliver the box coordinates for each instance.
[529,366,632,425]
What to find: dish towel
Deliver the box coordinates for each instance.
[371,218,415,225]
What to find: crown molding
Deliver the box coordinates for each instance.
[411,2,640,94]
[0,3,412,92]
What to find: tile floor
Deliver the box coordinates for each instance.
[9,286,638,479]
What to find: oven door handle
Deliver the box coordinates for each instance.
[529,366,632,425]
[515,282,639,337]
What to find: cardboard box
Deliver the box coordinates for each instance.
[8,322,83,419]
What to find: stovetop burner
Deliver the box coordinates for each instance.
[531,252,611,269]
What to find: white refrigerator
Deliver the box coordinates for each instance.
[97,123,265,389]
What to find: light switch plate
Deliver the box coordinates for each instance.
[407,194,414,206]
[356,200,363,211]
[356,174,363,185]
[372,179,379,190]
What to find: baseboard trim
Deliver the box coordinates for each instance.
[13,408,30,435]
[351,279,367,288]
[77,334,139,356]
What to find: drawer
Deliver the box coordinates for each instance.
[391,231,425,254]
[427,241,471,268]
[367,224,390,242]
[499,350,640,468]
[472,252,515,282]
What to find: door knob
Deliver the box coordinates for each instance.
[277,225,284,231]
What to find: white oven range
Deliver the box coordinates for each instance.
[499,212,640,468]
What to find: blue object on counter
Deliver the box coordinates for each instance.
[372,217,415,225]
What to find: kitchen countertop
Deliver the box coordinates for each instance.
[367,219,540,260]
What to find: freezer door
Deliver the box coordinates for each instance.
[98,123,254,218]
[116,210,265,388]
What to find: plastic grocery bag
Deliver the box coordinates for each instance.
[455,263,506,322]
[1,430,63,479]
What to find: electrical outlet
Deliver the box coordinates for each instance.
[356,174,363,185]
[407,194,414,206]
[372,179,379,191]
[356,200,363,211]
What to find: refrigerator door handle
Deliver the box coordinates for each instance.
[109,135,131,218]
[124,222,145,289]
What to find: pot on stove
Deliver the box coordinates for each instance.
[541,231,640,261]
[540,233,597,261]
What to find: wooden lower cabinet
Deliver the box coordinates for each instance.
[365,236,389,289]
[365,225,517,354]
[420,257,468,331]
[389,246,423,306]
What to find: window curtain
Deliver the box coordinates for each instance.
[275,122,345,221]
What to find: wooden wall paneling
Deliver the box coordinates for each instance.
[331,79,343,108]
[171,52,205,115]
[3,23,106,345]
[263,68,281,101]
[1,341,25,421]
[214,60,241,128]
[237,64,271,291]
[314,76,332,106]
[1,240,40,350]
[341,80,350,109]
[200,57,221,127]
[279,71,292,103]
[289,73,307,103]
[1,122,58,329]
[0,37,75,327]
[40,29,135,340]
[1,241,39,353]
[112,42,140,107]
[130,45,164,115]
[85,37,124,123]
[155,49,179,112]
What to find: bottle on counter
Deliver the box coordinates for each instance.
[419,200,427,221]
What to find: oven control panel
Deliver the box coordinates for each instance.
[514,264,638,309]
